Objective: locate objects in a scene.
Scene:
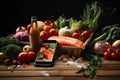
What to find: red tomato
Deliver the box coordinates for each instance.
[43,25,51,32]
[40,31,49,40]
[80,29,91,39]
[49,28,58,36]
[112,48,120,53]
[115,48,120,58]
[72,32,79,38]
[111,52,119,60]
[103,51,111,60]
[26,24,31,32]
[18,52,31,63]
[28,51,36,61]
[106,48,113,53]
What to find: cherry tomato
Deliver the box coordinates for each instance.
[18,52,31,63]
[49,28,58,36]
[72,32,79,38]
[44,20,49,25]
[106,48,113,53]
[28,51,36,61]
[112,48,120,53]
[115,48,120,58]
[80,29,91,39]
[103,51,111,60]
[44,20,53,25]
[40,31,49,40]
[43,25,51,32]
[111,52,119,60]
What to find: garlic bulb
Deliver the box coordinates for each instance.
[58,26,72,37]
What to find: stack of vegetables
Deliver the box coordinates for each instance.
[0,1,120,79]
[0,15,92,65]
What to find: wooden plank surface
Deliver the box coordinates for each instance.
[0,58,120,80]
[0,69,120,77]
[1,77,120,80]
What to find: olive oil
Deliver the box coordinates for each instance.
[29,16,41,53]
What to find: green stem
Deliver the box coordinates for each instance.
[89,32,107,47]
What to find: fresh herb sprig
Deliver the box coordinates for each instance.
[76,52,102,78]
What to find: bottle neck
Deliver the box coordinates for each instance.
[31,22,37,28]
[31,16,38,28]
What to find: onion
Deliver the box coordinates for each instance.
[112,40,120,48]
[94,41,111,54]
[14,32,29,42]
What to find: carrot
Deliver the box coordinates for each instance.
[48,36,84,48]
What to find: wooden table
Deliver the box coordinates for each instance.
[0,58,120,80]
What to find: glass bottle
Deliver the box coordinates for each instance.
[29,16,41,53]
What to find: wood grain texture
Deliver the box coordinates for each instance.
[0,58,120,80]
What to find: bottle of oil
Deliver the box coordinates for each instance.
[29,16,41,53]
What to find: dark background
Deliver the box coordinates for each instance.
[1,0,120,37]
